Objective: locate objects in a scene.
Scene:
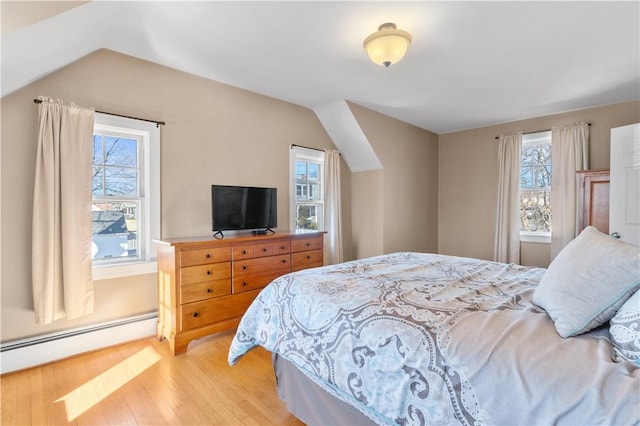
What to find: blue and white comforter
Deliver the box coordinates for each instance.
[228,252,640,425]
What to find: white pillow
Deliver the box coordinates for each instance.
[532,226,640,338]
[609,289,640,364]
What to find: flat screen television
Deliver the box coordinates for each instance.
[211,185,277,238]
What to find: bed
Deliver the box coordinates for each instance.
[228,227,640,425]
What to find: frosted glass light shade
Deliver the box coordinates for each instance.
[363,23,412,67]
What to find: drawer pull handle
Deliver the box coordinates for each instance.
[242,250,247,255]
[192,312,199,318]
[206,288,211,293]
[262,248,268,252]
[282,259,287,263]
[306,242,310,246]
[206,253,211,258]
[206,270,211,275]
[242,265,247,270]
[242,282,247,287]
[307,255,311,260]
[280,245,286,249]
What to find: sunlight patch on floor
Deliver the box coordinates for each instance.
[56,346,161,421]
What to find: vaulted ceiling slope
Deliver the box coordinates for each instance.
[2,2,639,162]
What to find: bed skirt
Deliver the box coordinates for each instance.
[273,353,375,425]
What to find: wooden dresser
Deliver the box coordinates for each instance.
[577,169,610,234]
[154,231,324,355]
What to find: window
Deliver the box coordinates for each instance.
[520,131,552,242]
[92,113,160,279]
[290,146,324,231]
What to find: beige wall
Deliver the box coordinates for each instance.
[438,100,640,267]
[0,1,88,35]
[351,170,384,258]
[349,103,439,257]
[0,49,349,342]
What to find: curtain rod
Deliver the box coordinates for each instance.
[494,123,590,140]
[33,98,166,127]
[290,144,341,155]
[290,144,324,152]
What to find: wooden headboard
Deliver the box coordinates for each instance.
[577,169,610,234]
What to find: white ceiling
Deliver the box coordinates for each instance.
[2,1,639,137]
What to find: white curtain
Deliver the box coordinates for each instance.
[550,122,589,259]
[324,149,343,264]
[494,132,522,264]
[32,97,95,324]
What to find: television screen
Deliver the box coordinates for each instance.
[211,185,277,233]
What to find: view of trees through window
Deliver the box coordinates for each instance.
[92,133,141,260]
[520,139,551,233]
[296,205,318,230]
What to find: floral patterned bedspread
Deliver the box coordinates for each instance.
[228,252,640,425]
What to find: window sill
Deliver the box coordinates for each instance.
[520,232,551,244]
[93,261,157,281]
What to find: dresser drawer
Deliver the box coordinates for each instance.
[291,237,322,253]
[234,254,290,276]
[233,245,255,260]
[181,279,231,304]
[253,241,291,258]
[272,240,291,255]
[253,242,274,257]
[180,247,231,267]
[180,290,260,331]
[180,262,231,285]
[292,249,323,271]
[233,269,288,293]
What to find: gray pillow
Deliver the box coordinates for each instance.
[532,226,640,338]
[609,289,640,364]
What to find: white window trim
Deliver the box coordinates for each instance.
[520,130,552,244]
[92,113,160,280]
[522,130,551,146]
[289,146,325,231]
[520,231,551,244]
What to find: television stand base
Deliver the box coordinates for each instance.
[252,228,275,235]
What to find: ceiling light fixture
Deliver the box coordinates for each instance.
[363,22,412,68]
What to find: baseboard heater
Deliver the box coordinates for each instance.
[0,312,157,375]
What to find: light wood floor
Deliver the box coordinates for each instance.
[1,330,305,425]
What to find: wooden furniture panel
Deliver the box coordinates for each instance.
[292,237,322,253]
[577,170,610,234]
[233,270,288,293]
[254,242,274,257]
[233,254,291,276]
[180,262,231,285]
[291,234,324,271]
[180,246,231,267]
[272,241,291,255]
[292,249,323,271]
[181,279,231,304]
[155,231,324,355]
[233,245,255,260]
[180,290,260,331]
[254,241,291,257]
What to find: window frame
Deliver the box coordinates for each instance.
[520,130,552,244]
[289,146,325,232]
[91,113,160,280]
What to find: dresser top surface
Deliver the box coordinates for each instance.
[154,230,325,247]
